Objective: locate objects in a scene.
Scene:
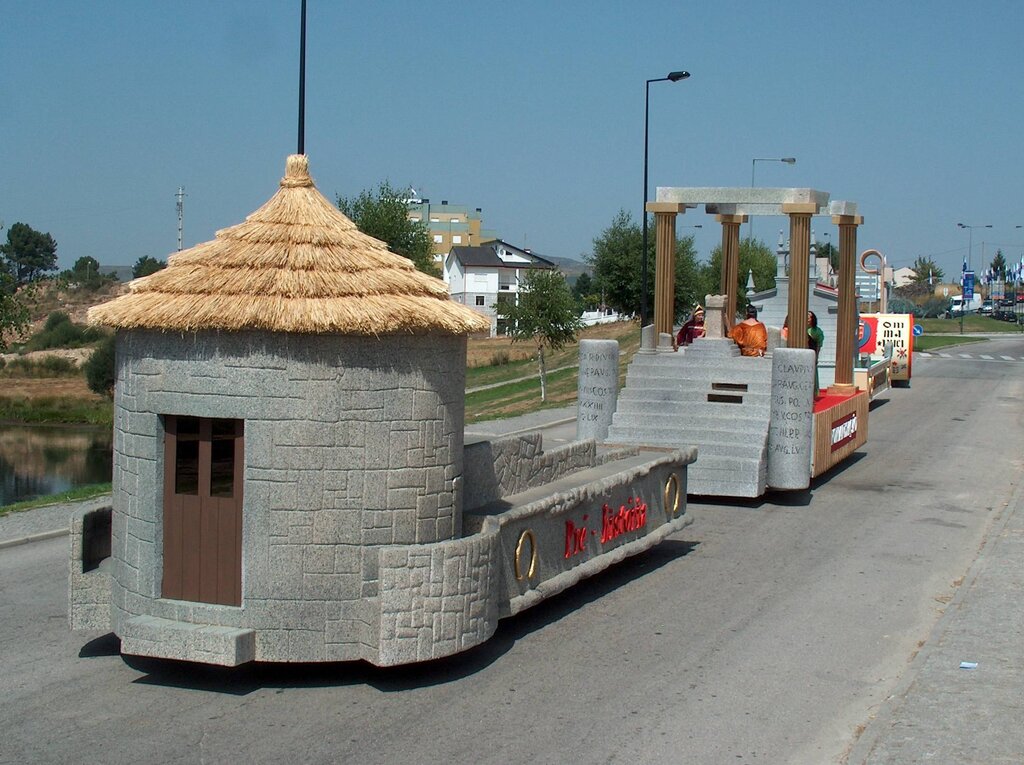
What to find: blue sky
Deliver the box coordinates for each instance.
[2,1,1022,281]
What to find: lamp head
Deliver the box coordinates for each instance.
[780,157,797,164]
[667,71,690,82]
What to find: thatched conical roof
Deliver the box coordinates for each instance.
[89,155,490,336]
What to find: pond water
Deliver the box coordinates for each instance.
[0,424,113,506]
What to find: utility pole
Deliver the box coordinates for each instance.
[176,187,186,251]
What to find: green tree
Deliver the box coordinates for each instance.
[338,181,435,273]
[910,256,944,283]
[85,334,116,397]
[132,255,167,278]
[572,271,599,311]
[816,240,839,272]
[0,271,32,351]
[587,210,701,320]
[62,256,111,290]
[1,222,58,284]
[698,238,777,315]
[495,268,582,402]
[990,249,1007,279]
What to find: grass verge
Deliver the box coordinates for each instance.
[0,396,113,426]
[466,367,580,423]
[917,316,1024,334]
[0,482,112,517]
[913,335,987,352]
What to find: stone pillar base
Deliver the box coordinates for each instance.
[826,383,859,397]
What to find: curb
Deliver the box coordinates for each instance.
[497,416,577,437]
[0,528,69,551]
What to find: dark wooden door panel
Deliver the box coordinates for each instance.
[162,416,243,607]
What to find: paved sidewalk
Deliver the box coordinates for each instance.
[848,471,1024,764]
[0,494,112,549]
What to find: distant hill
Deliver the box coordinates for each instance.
[546,256,590,280]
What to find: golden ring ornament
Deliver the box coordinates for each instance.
[663,474,681,517]
[514,529,538,581]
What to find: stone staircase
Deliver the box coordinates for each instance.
[605,337,773,497]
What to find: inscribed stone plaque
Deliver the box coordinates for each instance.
[766,348,815,489]
[576,339,619,442]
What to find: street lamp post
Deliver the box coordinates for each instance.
[748,157,796,241]
[956,222,993,334]
[641,70,689,326]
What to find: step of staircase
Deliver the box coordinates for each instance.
[609,410,768,430]
[607,423,764,448]
[614,395,772,414]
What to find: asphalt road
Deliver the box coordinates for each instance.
[2,336,1022,765]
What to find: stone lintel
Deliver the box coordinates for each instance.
[828,200,859,217]
[706,202,828,217]
[657,186,830,208]
[782,202,819,215]
[715,214,748,225]
[831,214,865,226]
[645,202,689,214]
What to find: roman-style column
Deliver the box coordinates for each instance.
[646,202,686,337]
[829,213,864,392]
[782,203,816,349]
[717,213,747,328]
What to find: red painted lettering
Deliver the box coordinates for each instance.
[600,496,648,544]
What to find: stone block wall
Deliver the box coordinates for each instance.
[108,329,467,663]
[462,434,598,512]
[68,505,114,631]
[376,524,501,665]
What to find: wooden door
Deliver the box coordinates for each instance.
[162,416,243,606]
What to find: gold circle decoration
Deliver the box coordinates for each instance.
[664,474,681,517]
[514,529,538,581]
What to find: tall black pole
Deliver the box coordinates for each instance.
[641,80,652,326]
[640,71,688,327]
[298,0,307,155]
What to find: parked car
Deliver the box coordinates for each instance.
[981,299,994,314]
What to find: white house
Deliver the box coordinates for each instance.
[443,240,556,336]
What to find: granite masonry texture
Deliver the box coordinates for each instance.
[462,434,598,516]
[70,328,678,667]
[766,348,815,489]
[576,339,619,443]
[68,505,114,631]
[97,328,470,665]
[606,336,774,498]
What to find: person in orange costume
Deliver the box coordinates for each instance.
[729,304,768,357]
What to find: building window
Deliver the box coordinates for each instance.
[475,296,485,306]
[430,217,440,223]
[452,235,462,244]
[433,234,443,244]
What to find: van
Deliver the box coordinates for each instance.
[947,294,982,317]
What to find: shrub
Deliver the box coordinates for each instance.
[22,311,106,351]
[1,355,78,377]
[489,350,510,366]
[85,335,116,397]
[44,311,69,332]
[887,297,916,315]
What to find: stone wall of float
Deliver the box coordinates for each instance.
[107,328,467,663]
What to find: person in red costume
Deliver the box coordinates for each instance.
[676,305,705,346]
